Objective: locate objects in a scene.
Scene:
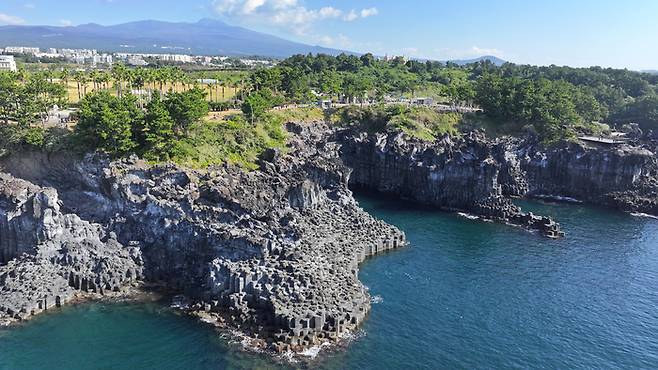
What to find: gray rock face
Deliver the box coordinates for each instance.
[2,121,655,350]
[0,122,405,352]
[338,129,563,237]
[518,141,658,215]
[0,173,143,322]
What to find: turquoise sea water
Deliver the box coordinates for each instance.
[1,194,658,369]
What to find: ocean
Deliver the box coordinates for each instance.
[2,194,657,369]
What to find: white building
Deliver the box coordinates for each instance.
[4,46,40,55]
[127,56,148,66]
[0,55,17,72]
[92,54,113,65]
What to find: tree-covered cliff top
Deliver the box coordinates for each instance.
[1,53,657,169]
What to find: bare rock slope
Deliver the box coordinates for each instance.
[0,122,405,353]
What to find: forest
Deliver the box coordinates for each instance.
[1,53,657,166]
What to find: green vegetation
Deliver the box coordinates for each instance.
[241,88,283,123]
[388,107,461,140]
[268,107,325,123]
[332,105,460,140]
[243,53,658,142]
[0,71,66,126]
[0,71,67,154]
[2,52,658,168]
[76,89,208,159]
[171,115,286,169]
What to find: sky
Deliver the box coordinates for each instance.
[1,0,657,70]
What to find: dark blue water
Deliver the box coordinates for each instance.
[2,195,658,369]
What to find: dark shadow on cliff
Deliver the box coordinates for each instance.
[0,150,113,224]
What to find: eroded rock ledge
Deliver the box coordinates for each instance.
[1,122,656,353]
[338,129,563,237]
[0,123,405,353]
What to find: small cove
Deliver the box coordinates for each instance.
[2,195,658,369]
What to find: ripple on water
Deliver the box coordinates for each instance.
[1,195,658,370]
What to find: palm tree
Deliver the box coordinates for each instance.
[89,70,100,91]
[144,68,156,94]
[99,71,111,90]
[111,63,128,97]
[219,79,226,101]
[60,67,70,102]
[129,68,147,108]
[206,76,214,103]
[214,75,222,100]
[60,67,70,87]
[173,68,185,92]
[73,71,88,101]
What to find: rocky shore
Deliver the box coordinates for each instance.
[338,129,563,237]
[1,121,656,354]
[0,122,405,353]
[517,140,658,215]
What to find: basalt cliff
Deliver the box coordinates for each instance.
[1,122,656,354]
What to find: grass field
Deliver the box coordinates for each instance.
[62,81,239,103]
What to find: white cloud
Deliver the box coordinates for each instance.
[434,45,505,60]
[343,9,358,21]
[59,19,73,27]
[470,46,503,57]
[270,0,297,9]
[317,33,351,48]
[318,6,342,18]
[212,1,378,34]
[344,8,378,21]
[242,0,266,14]
[360,7,378,18]
[24,3,36,9]
[0,13,26,25]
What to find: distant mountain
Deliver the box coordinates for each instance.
[642,70,658,75]
[0,18,347,58]
[449,55,508,66]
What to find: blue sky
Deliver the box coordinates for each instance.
[1,0,657,70]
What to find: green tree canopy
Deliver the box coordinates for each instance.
[76,91,141,155]
[164,87,209,133]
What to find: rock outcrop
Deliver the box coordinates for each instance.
[0,173,143,322]
[2,120,656,352]
[518,140,658,215]
[0,122,405,353]
[338,129,563,238]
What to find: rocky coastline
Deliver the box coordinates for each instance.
[1,121,657,355]
[338,129,563,237]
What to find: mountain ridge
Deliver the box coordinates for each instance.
[0,18,347,57]
[0,19,508,64]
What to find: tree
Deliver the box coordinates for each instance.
[60,67,70,102]
[76,91,139,155]
[164,87,209,133]
[111,63,128,97]
[360,53,375,68]
[73,71,88,101]
[25,72,66,126]
[319,70,342,97]
[0,72,18,124]
[242,91,270,123]
[141,94,175,159]
[616,94,658,130]
[251,68,282,92]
